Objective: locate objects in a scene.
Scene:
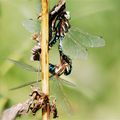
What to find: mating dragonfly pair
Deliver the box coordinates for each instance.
[9,0,105,113]
[26,1,72,79]
[10,0,105,90]
[23,0,104,79]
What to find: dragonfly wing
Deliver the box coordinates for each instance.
[63,26,105,59]
[58,77,77,88]
[50,76,73,115]
[9,80,41,90]
[9,75,53,91]
[63,31,88,59]
[35,4,41,15]
[22,19,40,33]
[71,27,105,48]
[8,59,39,72]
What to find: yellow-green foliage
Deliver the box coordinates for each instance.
[0,0,120,120]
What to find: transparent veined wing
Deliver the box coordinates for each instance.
[22,19,40,33]
[63,26,105,59]
[50,76,74,115]
[8,59,76,88]
[10,76,75,115]
[57,77,77,88]
[9,80,41,90]
[8,58,39,72]
[9,74,76,91]
[35,3,41,15]
[71,27,105,48]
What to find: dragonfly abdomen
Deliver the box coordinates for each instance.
[64,64,72,76]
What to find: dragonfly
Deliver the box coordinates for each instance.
[8,58,75,114]
[23,1,71,61]
[8,57,74,90]
[23,3,105,61]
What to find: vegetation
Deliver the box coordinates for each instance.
[0,0,120,120]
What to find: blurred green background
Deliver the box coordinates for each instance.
[0,0,120,120]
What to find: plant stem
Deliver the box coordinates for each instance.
[41,0,49,120]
